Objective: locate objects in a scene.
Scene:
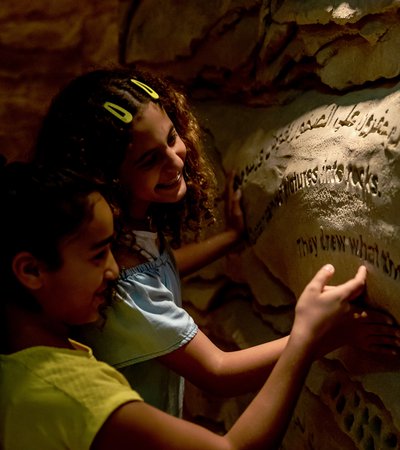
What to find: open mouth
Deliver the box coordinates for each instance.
[157,172,182,189]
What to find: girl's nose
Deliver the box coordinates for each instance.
[104,252,119,280]
[166,141,186,167]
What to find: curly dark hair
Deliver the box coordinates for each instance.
[34,67,217,245]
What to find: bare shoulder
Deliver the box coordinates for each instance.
[113,245,148,269]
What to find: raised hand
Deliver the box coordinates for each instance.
[317,273,400,356]
[291,264,368,356]
[319,304,400,356]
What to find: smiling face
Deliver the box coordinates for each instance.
[35,192,119,326]
[118,102,187,219]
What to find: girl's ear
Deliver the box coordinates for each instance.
[12,252,44,290]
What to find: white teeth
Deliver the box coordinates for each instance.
[162,172,181,187]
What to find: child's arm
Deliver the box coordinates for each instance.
[159,304,399,396]
[173,172,245,277]
[91,265,367,450]
[160,330,289,396]
[92,335,311,450]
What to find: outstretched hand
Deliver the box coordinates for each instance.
[320,304,400,357]
[292,264,400,358]
[291,264,367,355]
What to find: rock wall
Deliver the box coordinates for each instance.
[121,0,400,98]
[121,0,400,447]
[2,0,400,448]
[0,0,118,161]
[192,83,400,449]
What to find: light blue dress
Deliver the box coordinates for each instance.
[77,231,198,417]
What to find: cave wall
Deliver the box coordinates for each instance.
[0,0,119,161]
[121,1,400,447]
[2,0,400,448]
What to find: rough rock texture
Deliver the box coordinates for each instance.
[2,0,400,448]
[121,0,400,447]
[0,0,118,161]
[198,84,400,319]
[122,0,400,97]
[190,84,400,447]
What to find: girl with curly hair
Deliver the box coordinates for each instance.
[33,68,398,418]
[1,158,389,450]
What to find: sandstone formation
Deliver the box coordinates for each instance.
[0,1,118,160]
[122,1,400,447]
[2,0,400,448]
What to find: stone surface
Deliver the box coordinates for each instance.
[271,0,400,25]
[282,386,358,450]
[194,82,400,323]
[122,0,400,96]
[3,0,400,447]
[307,358,400,449]
[192,81,400,443]
[122,0,261,89]
[0,0,118,160]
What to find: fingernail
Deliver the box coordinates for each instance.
[324,264,334,273]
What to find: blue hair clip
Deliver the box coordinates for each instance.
[103,102,133,124]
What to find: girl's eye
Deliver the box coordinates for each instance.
[168,130,177,147]
[140,153,158,169]
[93,248,108,262]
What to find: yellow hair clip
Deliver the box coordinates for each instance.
[103,102,133,124]
[131,79,160,100]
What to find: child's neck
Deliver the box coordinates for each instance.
[5,304,72,353]
[124,215,154,232]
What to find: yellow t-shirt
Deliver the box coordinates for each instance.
[0,340,142,450]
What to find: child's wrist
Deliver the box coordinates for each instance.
[224,227,244,244]
[287,331,318,361]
